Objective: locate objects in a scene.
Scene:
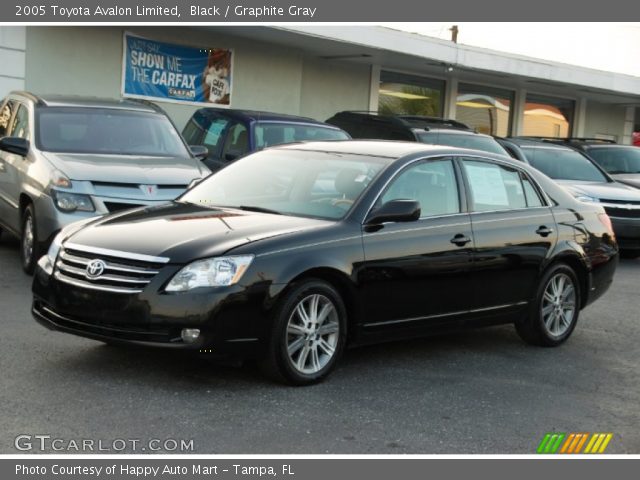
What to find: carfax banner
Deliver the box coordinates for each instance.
[122,33,233,106]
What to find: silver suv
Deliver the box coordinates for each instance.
[0,92,210,273]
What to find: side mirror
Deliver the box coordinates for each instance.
[0,137,29,157]
[365,199,421,226]
[189,145,209,161]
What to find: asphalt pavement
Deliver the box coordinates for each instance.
[1,234,638,454]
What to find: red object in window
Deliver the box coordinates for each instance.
[633,131,640,147]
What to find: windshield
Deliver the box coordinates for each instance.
[587,147,640,174]
[180,149,386,220]
[416,131,508,155]
[36,108,190,157]
[255,122,350,148]
[522,147,608,182]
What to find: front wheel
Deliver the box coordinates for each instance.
[515,263,580,347]
[21,204,42,275]
[260,279,347,385]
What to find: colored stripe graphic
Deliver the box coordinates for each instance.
[537,433,565,453]
[538,433,613,454]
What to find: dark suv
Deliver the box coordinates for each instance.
[182,108,350,171]
[325,111,509,156]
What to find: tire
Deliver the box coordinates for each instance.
[21,204,41,275]
[515,263,581,347]
[620,250,640,259]
[260,279,347,385]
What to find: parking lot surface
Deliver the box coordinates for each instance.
[1,235,638,454]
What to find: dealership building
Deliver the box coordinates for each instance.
[1,25,639,142]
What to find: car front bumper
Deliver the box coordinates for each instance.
[609,216,640,250]
[31,261,279,356]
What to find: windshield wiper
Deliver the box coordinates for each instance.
[237,205,283,215]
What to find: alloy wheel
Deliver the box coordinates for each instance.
[541,272,576,338]
[286,293,340,375]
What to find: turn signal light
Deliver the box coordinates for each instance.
[598,213,615,240]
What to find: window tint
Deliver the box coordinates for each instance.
[522,174,544,207]
[10,104,29,140]
[381,159,460,217]
[463,160,527,211]
[221,123,249,160]
[416,131,508,155]
[37,108,188,157]
[254,123,349,149]
[0,101,14,137]
[522,147,607,182]
[588,147,640,174]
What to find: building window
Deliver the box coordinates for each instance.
[523,94,575,138]
[378,71,444,117]
[456,84,514,136]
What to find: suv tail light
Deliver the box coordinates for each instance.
[598,213,615,240]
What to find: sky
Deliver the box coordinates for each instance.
[384,23,640,77]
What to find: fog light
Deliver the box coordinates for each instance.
[181,328,201,344]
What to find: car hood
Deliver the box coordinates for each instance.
[65,202,332,263]
[554,180,640,202]
[41,152,207,184]
[610,174,640,190]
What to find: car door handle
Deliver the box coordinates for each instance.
[536,226,554,237]
[450,233,471,246]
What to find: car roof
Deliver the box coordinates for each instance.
[9,91,161,113]
[195,108,337,126]
[328,111,472,131]
[274,139,510,161]
[507,137,577,150]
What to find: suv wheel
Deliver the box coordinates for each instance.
[515,263,580,346]
[21,204,41,274]
[261,279,347,385]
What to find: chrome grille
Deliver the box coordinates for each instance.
[54,245,168,294]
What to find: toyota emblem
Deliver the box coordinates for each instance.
[85,259,106,279]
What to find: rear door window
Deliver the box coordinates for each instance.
[462,160,529,211]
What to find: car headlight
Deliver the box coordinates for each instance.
[574,194,600,203]
[165,255,254,292]
[51,190,95,212]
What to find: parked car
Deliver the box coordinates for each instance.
[182,108,350,171]
[0,92,210,273]
[508,137,640,257]
[555,138,640,190]
[633,131,640,147]
[32,141,618,385]
[325,111,510,156]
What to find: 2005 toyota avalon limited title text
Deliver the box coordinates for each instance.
[16,4,318,19]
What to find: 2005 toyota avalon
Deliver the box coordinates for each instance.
[32,141,618,385]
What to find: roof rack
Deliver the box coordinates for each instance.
[8,91,45,106]
[333,111,472,131]
[563,137,618,144]
[127,97,166,114]
[398,115,471,130]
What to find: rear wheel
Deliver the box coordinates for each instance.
[515,263,580,347]
[260,279,347,385]
[21,204,41,275]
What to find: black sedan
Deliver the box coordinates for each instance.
[32,141,618,385]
